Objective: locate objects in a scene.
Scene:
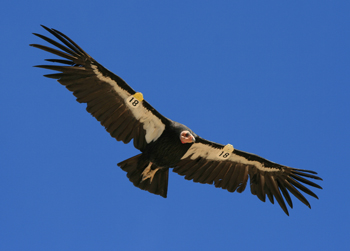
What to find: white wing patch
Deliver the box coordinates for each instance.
[91,64,165,143]
[182,142,280,172]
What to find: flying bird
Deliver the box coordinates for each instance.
[31,25,322,215]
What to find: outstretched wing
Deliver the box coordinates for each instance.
[173,137,322,215]
[31,25,170,151]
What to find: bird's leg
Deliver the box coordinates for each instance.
[141,162,159,183]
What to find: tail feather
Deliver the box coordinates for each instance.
[117,154,169,198]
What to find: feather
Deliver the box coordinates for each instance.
[291,169,322,180]
[45,58,75,65]
[236,165,249,193]
[31,44,78,61]
[191,161,211,183]
[290,173,323,189]
[265,174,289,215]
[184,158,208,180]
[284,180,311,208]
[217,163,235,190]
[33,32,80,57]
[204,162,225,183]
[286,176,319,199]
[214,163,231,188]
[194,161,216,184]
[276,177,293,208]
[173,158,197,175]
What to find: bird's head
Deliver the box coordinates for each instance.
[180,131,196,144]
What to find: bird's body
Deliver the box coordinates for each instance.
[142,121,194,167]
[31,25,322,215]
[117,121,195,197]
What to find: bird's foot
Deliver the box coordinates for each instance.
[141,162,159,183]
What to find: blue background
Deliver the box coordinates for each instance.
[1,1,349,250]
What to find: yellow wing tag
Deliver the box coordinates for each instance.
[217,144,234,159]
[126,92,143,109]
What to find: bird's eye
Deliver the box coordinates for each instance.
[185,132,190,137]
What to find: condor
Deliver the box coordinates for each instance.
[31,25,322,215]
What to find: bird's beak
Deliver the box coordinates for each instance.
[191,136,196,143]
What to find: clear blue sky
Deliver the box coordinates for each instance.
[1,1,349,250]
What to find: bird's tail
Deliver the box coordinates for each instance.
[117,154,169,198]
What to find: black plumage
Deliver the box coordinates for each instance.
[31,25,322,215]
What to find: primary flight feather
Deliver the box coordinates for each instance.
[31,25,322,215]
